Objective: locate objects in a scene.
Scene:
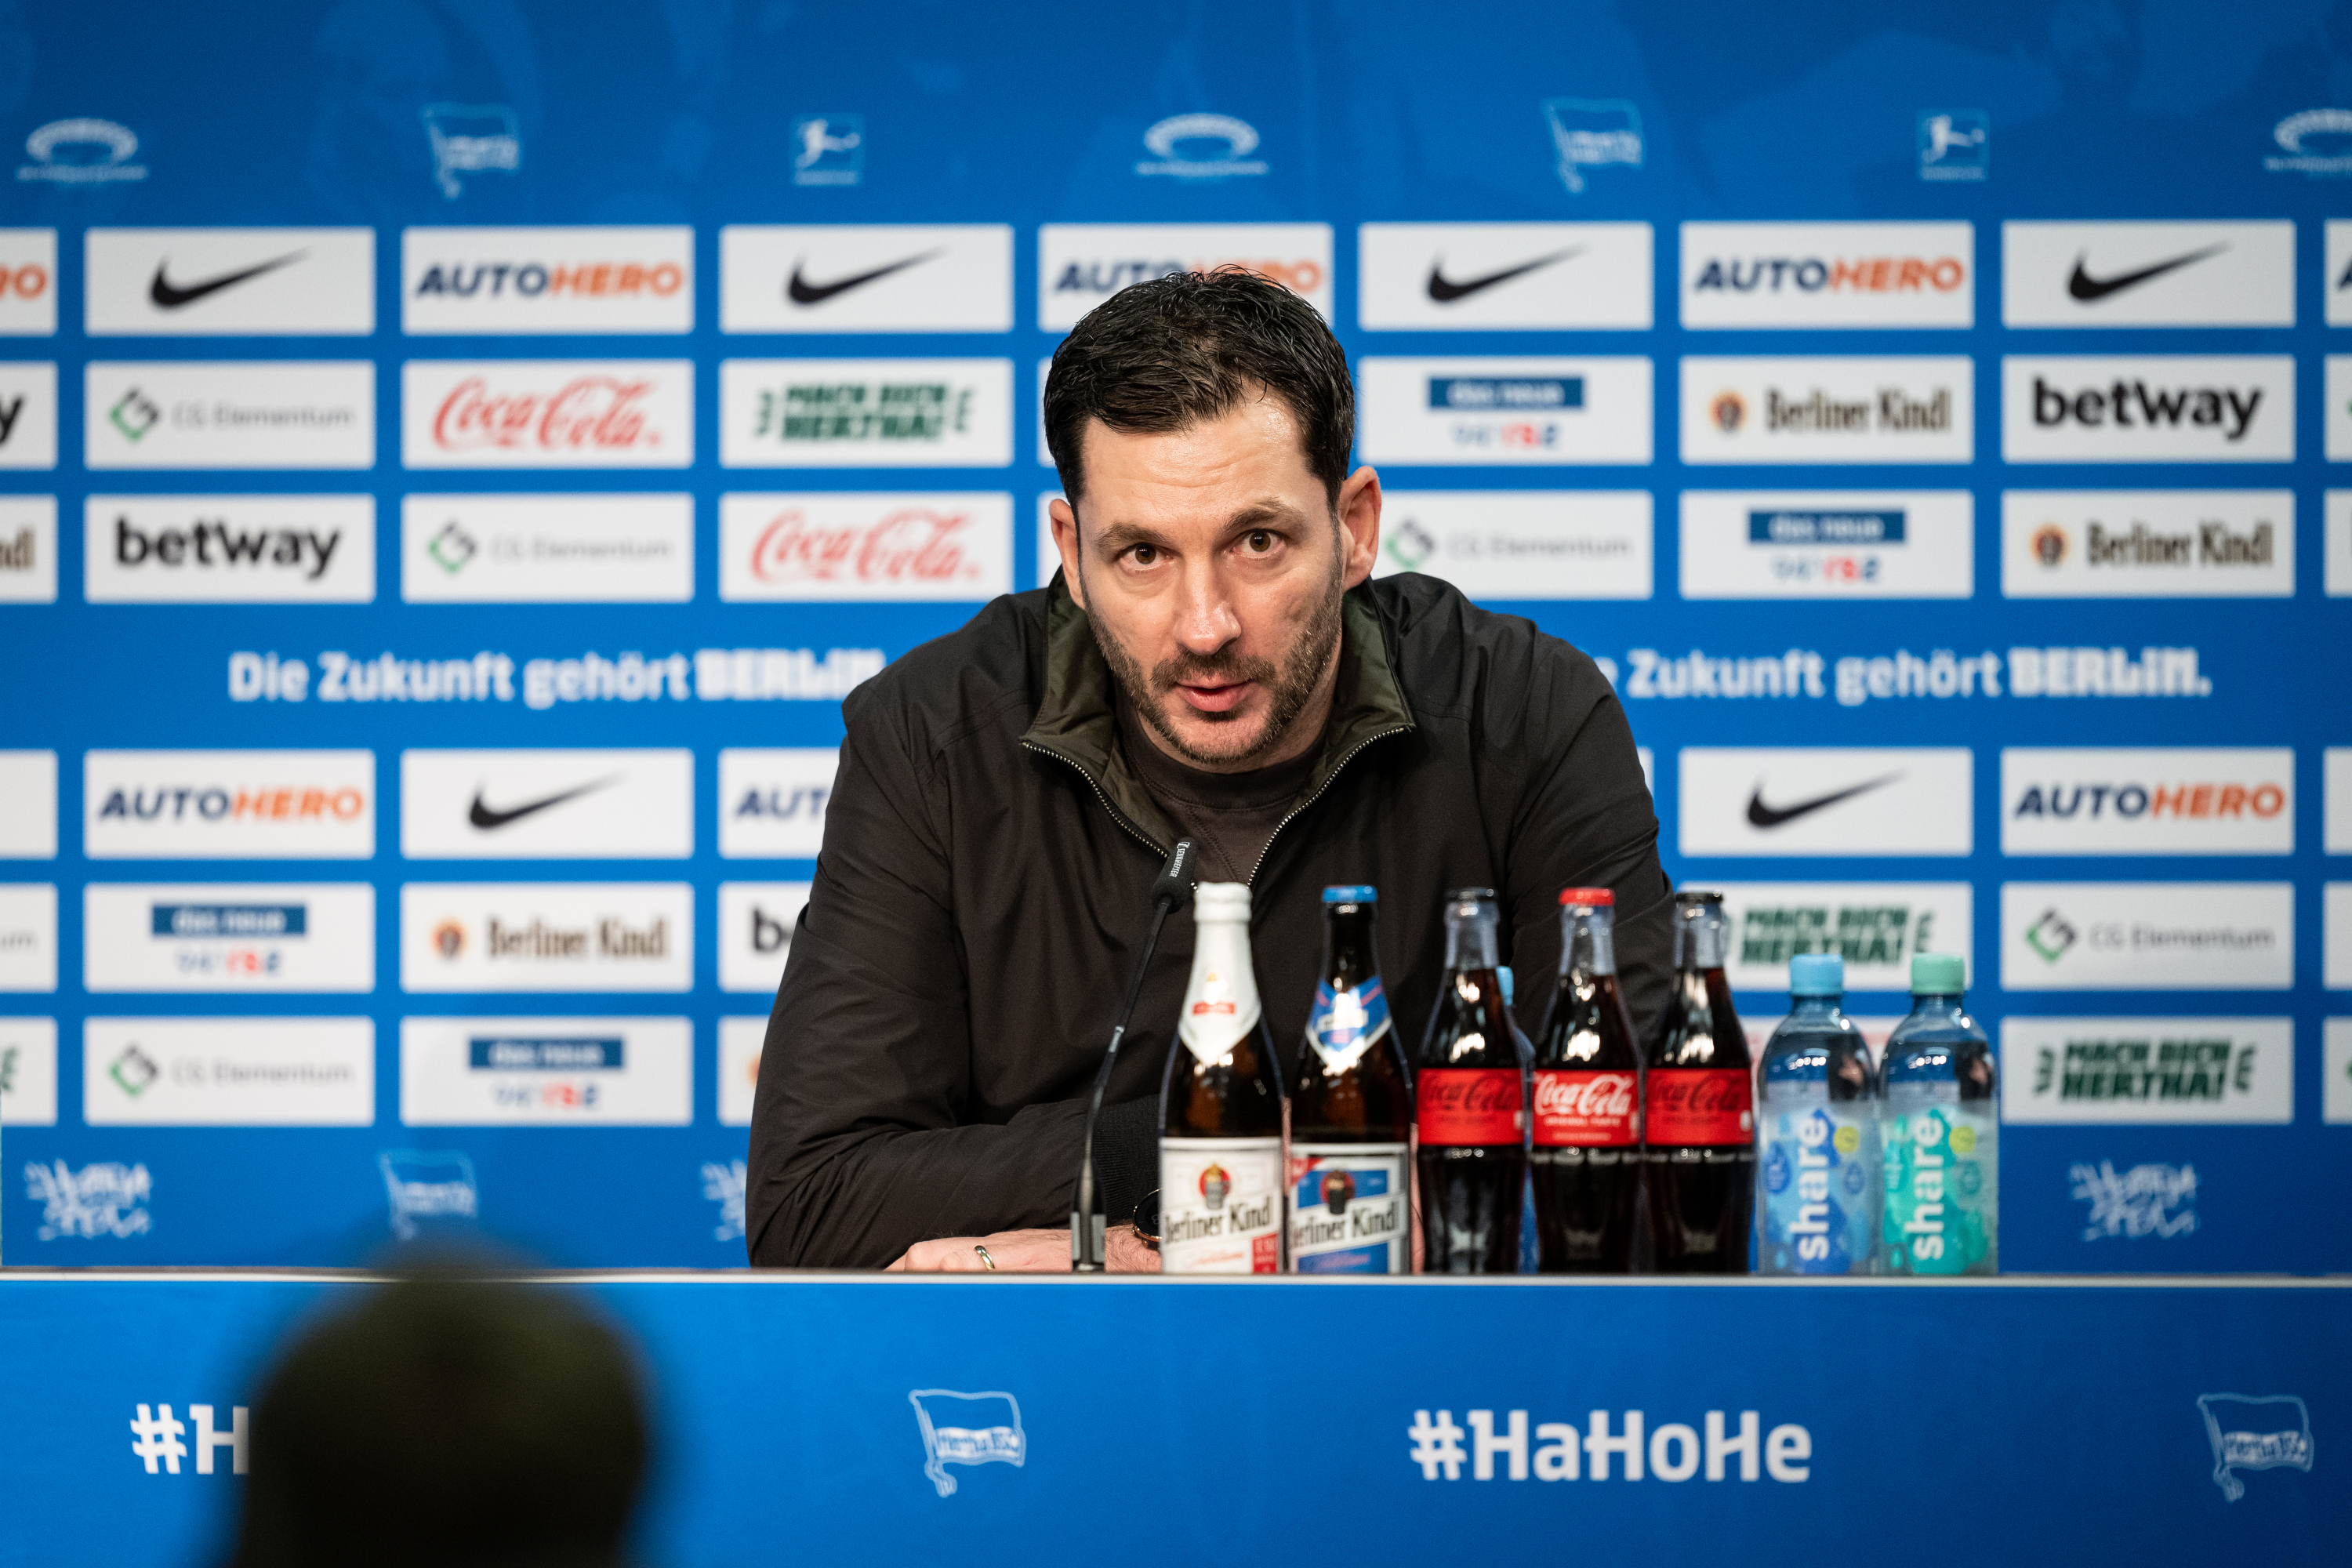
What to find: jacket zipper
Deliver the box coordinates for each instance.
[1243,724,1413,887]
[1020,740,1169,859]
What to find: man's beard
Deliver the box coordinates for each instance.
[1089,560,1345,769]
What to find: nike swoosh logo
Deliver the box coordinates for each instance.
[1745,773,1904,829]
[787,249,944,305]
[468,776,620,831]
[1426,248,1584,303]
[2066,243,2227,303]
[149,252,307,309]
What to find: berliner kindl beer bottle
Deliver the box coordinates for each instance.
[1531,887,1644,1272]
[1415,889,1529,1274]
[1160,882,1285,1274]
[1646,890,1755,1273]
[1288,886,1413,1273]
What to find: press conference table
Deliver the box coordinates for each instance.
[2,1269,2339,1566]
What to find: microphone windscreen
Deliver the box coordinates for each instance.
[1152,838,1196,910]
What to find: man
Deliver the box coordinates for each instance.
[748,269,1669,1271]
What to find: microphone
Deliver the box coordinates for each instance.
[1071,838,1195,1272]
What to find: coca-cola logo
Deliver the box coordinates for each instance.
[430,375,663,453]
[1421,1073,1523,1113]
[1648,1073,1748,1115]
[749,507,975,585]
[1535,1072,1635,1118]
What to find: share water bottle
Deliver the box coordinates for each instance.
[1882,953,1998,1276]
[1754,954,1879,1275]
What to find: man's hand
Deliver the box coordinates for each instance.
[887,1225,1161,1273]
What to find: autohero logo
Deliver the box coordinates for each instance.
[85,362,374,470]
[83,883,376,993]
[1680,747,1973,858]
[2001,883,2291,992]
[1359,357,1653,466]
[2001,748,2292,856]
[721,225,1012,333]
[88,495,375,604]
[1680,491,1972,601]
[1679,223,1973,329]
[721,492,1014,601]
[2002,221,2293,328]
[1406,1406,1812,1483]
[0,229,57,335]
[2265,107,2352,176]
[1715,883,1970,993]
[402,227,693,334]
[2002,491,2292,600]
[398,884,693,993]
[720,358,1012,468]
[18,118,146,183]
[1038,224,1333,331]
[84,750,376,860]
[2002,1017,2292,1125]
[400,494,693,604]
[2002,356,2294,463]
[1358,223,1653,332]
[719,882,810,994]
[720,749,837,859]
[1134,113,1266,179]
[399,1016,691,1125]
[1371,491,1652,600]
[82,1017,375,1127]
[1541,98,1643,194]
[401,748,692,859]
[403,360,691,470]
[1681,358,1971,465]
[86,229,376,336]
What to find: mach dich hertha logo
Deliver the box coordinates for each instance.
[908,1390,1026,1497]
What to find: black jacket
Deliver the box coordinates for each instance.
[747,571,1671,1268]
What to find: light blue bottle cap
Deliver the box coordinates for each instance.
[1323,885,1377,904]
[1789,953,1843,995]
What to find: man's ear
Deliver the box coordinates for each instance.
[1335,466,1382,590]
[1049,495,1086,608]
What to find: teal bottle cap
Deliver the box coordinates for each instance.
[1912,953,1966,993]
[1789,953,1842,995]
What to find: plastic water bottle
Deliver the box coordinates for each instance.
[1754,954,1879,1275]
[1882,953,1998,1275]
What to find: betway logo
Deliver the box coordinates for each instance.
[2030,377,2262,441]
[401,227,695,334]
[401,360,692,469]
[114,514,341,577]
[1680,223,1974,328]
[720,492,1013,602]
[2003,357,2294,463]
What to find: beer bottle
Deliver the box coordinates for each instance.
[1160,882,1284,1274]
[1645,890,1755,1273]
[1531,887,1644,1272]
[1289,886,1412,1273]
[1414,888,1528,1274]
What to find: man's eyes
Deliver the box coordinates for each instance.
[1118,531,1284,567]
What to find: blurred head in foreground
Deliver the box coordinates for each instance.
[231,1274,648,1568]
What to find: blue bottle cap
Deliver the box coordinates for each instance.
[1322,885,1377,904]
[1789,953,1843,995]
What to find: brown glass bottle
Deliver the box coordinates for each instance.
[1160,881,1285,1274]
[1289,886,1413,1273]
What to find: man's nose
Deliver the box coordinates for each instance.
[1173,564,1241,655]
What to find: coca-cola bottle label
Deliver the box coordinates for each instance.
[1286,1143,1407,1274]
[1531,1069,1640,1148]
[1414,1069,1525,1146]
[1160,1137,1282,1274]
[1305,978,1392,1074]
[1644,1068,1753,1145]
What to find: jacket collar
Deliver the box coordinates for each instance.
[1019,572,1416,852]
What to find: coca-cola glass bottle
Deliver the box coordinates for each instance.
[1531,887,1644,1272]
[1414,888,1528,1273]
[1645,890,1755,1273]
[1288,886,1413,1273]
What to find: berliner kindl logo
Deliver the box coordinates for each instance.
[2031,523,2067,567]
[1711,390,1746,434]
[1199,1162,1231,1210]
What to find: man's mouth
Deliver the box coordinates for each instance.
[1172,678,1253,714]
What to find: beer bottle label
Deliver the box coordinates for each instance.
[1177,959,1263,1066]
[1287,1143,1408,1274]
[1757,1090,1879,1275]
[1532,1069,1640,1148]
[1414,1069,1525,1146]
[1644,1067,1753,1145]
[1882,1086,1998,1276]
[1305,977,1392,1074]
[1160,1137,1283,1274]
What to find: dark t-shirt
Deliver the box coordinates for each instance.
[1114,697,1323,887]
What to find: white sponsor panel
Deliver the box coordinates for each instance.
[2001,748,2295,857]
[399,883,693,993]
[0,361,56,469]
[719,1017,765,1127]
[719,881,809,995]
[1715,882,1971,993]
[401,493,692,603]
[1357,223,1652,331]
[0,230,56,335]
[83,883,375,993]
[1373,491,1651,598]
[2001,491,2292,598]
[2001,1016,2292,1125]
[1679,491,1971,599]
[0,495,56,602]
[2329,357,2352,463]
[87,228,374,335]
[0,1016,56,1124]
[401,359,692,470]
[1039,223,1333,331]
[2327,1018,2352,1123]
[401,748,692,860]
[2329,750,2352,854]
[2331,492,2352,597]
[0,751,57,858]
[2330,221,2352,328]
[719,749,836,859]
[399,1016,691,1126]
[0,883,56,991]
[720,358,1013,468]
[2321,884,2351,989]
[1679,222,1973,329]
[84,1016,375,1126]
[2002,221,2294,328]
[720,491,1013,601]
[721,224,1013,333]
[1680,747,1973,858]
[401,226,694,334]
[1680,356,1973,465]
[85,750,375,860]
[2001,883,2293,991]
[1358,357,1652,466]
[85,361,375,470]
[2001,356,2294,463]
[86,495,376,603]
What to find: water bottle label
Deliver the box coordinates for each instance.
[1532,1069,1640,1147]
[1414,1069,1525,1145]
[1287,1143,1407,1273]
[1645,1068,1752,1145]
[1758,1093,1879,1275]
[1305,978,1392,1074]
[1160,1137,1282,1274]
[1882,1100,1998,1275]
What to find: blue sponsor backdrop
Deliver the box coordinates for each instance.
[0,0,2348,1269]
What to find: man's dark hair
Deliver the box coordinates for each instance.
[230,1275,649,1568]
[1044,268,1355,508]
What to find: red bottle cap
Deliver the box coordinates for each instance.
[1558,887,1613,906]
